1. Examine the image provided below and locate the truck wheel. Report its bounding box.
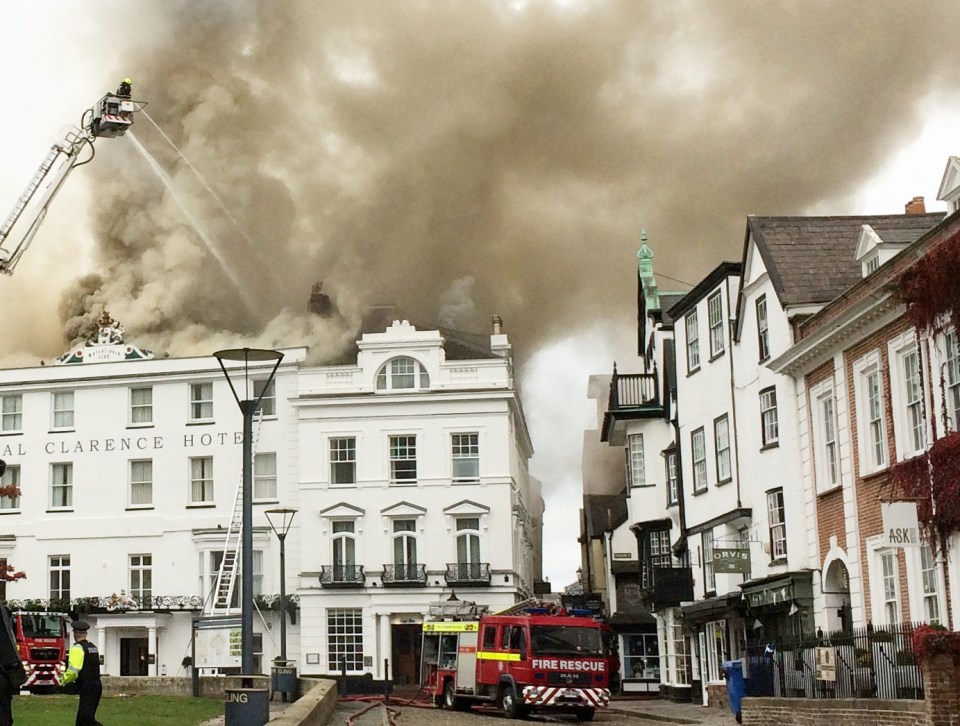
[442,680,459,710]
[575,707,596,722]
[498,684,522,719]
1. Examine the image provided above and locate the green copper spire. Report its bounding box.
[636,228,659,309]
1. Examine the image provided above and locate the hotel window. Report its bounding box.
[0,465,19,510]
[666,451,679,506]
[393,519,418,577]
[129,554,152,605]
[714,415,731,483]
[627,433,646,487]
[880,552,899,623]
[190,382,213,421]
[767,488,787,560]
[52,391,74,429]
[817,391,839,489]
[50,463,73,508]
[129,459,153,507]
[703,530,716,592]
[190,457,214,503]
[130,387,153,425]
[376,357,430,391]
[456,517,482,580]
[332,521,357,580]
[760,387,779,446]
[946,330,960,432]
[389,435,417,484]
[686,311,700,373]
[451,433,479,482]
[49,555,70,602]
[330,437,356,485]
[691,428,707,493]
[253,379,276,416]
[708,291,724,357]
[254,453,277,500]
[756,295,770,362]
[1,394,22,433]
[327,608,363,672]
[859,363,887,472]
[921,543,941,625]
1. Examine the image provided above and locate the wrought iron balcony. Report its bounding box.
[381,563,427,587]
[444,562,491,586]
[320,565,365,588]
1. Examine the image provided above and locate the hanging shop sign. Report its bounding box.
[881,501,921,548]
[711,548,751,574]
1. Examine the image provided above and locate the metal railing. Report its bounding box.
[745,622,924,700]
[444,562,491,584]
[320,565,365,587]
[381,563,427,585]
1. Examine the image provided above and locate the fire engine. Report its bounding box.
[12,611,68,691]
[0,85,145,275]
[421,598,610,721]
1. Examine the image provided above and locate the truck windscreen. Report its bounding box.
[20,615,63,639]
[530,626,602,656]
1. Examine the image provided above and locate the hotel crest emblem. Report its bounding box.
[56,310,155,365]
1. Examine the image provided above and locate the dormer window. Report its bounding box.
[376,357,430,391]
[864,255,880,276]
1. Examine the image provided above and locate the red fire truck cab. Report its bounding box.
[12,611,68,691]
[422,599,610,721]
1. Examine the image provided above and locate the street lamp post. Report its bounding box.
[214,347,283,681]
[264,508,297,662]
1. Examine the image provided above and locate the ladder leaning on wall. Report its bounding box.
[206,408,265,616]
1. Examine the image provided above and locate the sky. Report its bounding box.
[1,1,959,590]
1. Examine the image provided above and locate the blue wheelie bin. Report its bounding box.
[722,659,744,724]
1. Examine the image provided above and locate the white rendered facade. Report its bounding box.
[0,316,540,683]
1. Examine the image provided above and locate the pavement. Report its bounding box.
[607,697,739,725]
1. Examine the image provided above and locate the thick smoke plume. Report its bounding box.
[12,0,960,364]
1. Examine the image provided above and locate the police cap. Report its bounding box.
[70,620,90,632]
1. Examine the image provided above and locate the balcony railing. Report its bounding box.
[609,370,659,410]
[444,562,491,586]
[381,563,427,586]
[320,565,365,588]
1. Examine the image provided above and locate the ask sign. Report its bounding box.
[880,501,921,548]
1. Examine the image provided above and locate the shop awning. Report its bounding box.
[739,571,814,610]
[679,592,744,623]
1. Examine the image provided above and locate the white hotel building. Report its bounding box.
[0,310,542,685]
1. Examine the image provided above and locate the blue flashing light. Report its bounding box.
[570,609,592,617]
[535,672,544,679]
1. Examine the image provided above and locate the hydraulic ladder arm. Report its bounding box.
[0,89,144,275]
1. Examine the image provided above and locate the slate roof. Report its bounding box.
[747,213,945,307]
[583,493,628,539]
[329,304,500,364]
[657,292,687,327]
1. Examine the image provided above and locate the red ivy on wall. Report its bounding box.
[912,623,960,662]
[891,433,960,552]
[891,228,960,548]
[895,228,960,337]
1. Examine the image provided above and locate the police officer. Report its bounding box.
[62,621,103,726]
[116,78,132,98]
[0,603,26,726]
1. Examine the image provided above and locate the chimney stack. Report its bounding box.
[308,281,335,317]
[905,196,926,215]
[492,315,503,335]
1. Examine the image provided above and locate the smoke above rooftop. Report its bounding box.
[12,0,960,365]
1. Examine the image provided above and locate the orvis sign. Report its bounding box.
[880,501,921,548]
[712,548,751,573]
